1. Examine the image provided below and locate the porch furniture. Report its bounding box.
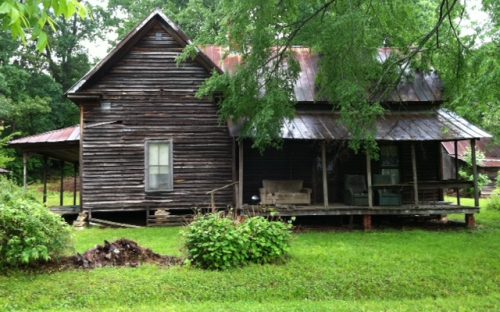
[259,180,311,205]
[373,174,402,206]
[344,175,369,206]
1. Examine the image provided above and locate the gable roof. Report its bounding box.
[201,46,444,103]
[67,9,222,95]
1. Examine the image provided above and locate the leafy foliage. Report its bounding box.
[486,188,500,211]
[0,0,87,51]
[240,216,293,264]
[0,177,73,267]
[183,213,292,270]
[458,147,491,195]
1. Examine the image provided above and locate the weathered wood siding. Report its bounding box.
[79,22,233,212]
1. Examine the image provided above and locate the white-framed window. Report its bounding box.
[145,140,173,192]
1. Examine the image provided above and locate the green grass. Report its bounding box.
[29,181,80,207]
[1,199,499,311]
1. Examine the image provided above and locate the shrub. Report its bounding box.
[183,214,292,270]
[486,188,500,211]
[240,216,292,264]
[0,177,73,267]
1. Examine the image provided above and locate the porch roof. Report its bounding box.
[229,109,492,141]
[9,126,80,162]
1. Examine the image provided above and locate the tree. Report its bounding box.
[0,0,87,51]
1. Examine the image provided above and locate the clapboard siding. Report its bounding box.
[79,23,233,212]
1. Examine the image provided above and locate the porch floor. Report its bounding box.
[241,202,479,217]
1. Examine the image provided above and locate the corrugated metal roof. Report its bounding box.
[229,109,492,141]
[201,46,443,103]
[442,139,500,168]
[9,126,80,145]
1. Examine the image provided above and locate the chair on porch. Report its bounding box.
[344,175,369,206]
[373,174,402,206]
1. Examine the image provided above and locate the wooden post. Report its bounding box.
[60,160,65,206]
[210,193,216,212]
[321,141,329,208]
[411,143,419,207]
[22,152,28,190]
[363,215,372,231]
[454,140,461,206]
[238,140,243,209]
[73,163,78,206]
[471,139,479,208]
[366,151,373,208]
[465,214,476,229]
[42,156,48,205]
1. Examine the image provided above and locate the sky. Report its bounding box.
[84,0,493,62]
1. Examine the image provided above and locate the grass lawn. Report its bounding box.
[1,198,499,311]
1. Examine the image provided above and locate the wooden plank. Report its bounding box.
[366,151,373,208]
[454,140,461,205]
[322,141,329,207]
[60,160,65,206]
[411,143,419,206]
[43,156,48,205]
[471,139,479,208]
[23,152,27,190]
[238,140,244,209]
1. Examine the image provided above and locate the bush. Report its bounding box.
[0,177,73,267]
[486,188,500,211]
[183,214,292,270]
[241,216,292,264]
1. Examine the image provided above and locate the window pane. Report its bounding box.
[149,143,159,165]
[159,144,170,165]
[147,141,172,191]
[158,165,170,174]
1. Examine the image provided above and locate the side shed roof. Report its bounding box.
[9,126,80,162]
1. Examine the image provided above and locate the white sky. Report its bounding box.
[83,0,493,62]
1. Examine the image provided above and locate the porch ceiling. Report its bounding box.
[229,109,492,141]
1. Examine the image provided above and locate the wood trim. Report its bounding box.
[411,143,419,206]
[366,151,373,208]
[471,139,479,208]
[144,139,174,192]
[321,141,329,207]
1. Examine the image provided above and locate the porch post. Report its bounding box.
[411,143,419,207]
[22,152,28,190]
[238,139,243,209]
[366,151,373,208]
[454,140,461,205]
[321,141,329,208]
[73,163,78,206]
[471,139,479,208]
[42,156,48,205]
[60,160,65,206]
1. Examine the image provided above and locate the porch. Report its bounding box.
[9,126,81,216]
[232,109,491,229]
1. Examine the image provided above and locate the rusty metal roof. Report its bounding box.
[201,46,443,103]
[229,109,492,141]
[442,139,500,168]
[9,126,80,162]
[10,126,80,145]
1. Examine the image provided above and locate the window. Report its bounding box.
[145,140,173,191]
[380,145,400,184]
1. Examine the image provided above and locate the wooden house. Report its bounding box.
[10,10,492,229]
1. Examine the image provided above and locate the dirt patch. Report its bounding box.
[32,239,182,272]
